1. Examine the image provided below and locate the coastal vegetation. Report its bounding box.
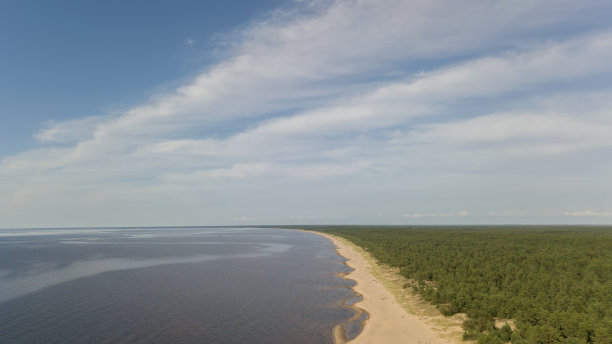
[300,226,612,344]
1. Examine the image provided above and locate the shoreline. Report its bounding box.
[305,230,464,344]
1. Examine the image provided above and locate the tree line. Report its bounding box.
[298,226,612,344]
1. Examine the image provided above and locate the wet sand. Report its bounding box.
[308,231,464,344]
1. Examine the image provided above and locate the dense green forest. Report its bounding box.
[299,226,612,344]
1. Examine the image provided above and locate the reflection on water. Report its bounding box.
[1,243,290,302]
[0,227,358,344]
[0,229,113,237]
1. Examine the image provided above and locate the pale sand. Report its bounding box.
[306,231,465,344]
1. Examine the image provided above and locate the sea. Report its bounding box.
[0,227,363,344]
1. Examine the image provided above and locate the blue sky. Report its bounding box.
[0,0,284,155]
[1,0,612,227]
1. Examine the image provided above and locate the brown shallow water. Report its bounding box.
[0,227,360,344]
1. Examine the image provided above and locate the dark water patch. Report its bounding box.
[342,310,369,341]
[343,293,362,307]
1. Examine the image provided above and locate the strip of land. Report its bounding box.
[307,231,464,344]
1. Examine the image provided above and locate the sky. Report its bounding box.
[1,0,612,228]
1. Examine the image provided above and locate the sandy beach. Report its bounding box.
[308,231,465,344]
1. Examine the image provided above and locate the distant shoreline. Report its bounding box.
[303,230,462,344]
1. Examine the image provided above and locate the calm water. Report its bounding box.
[0,227,361,343]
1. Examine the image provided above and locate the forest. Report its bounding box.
[300,226,612,344]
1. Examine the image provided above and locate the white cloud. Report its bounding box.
[29,1,612,148]
[489,210,529,217]
[161,161,369,182]
[563,210,612,217]
[230,216,252,222]
[410,109,612,155]
[404,211,469,218]
[2,0,612,227]
[35,116,104,143]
